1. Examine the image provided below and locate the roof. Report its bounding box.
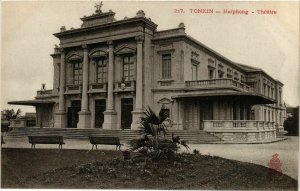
[8,100,55,106]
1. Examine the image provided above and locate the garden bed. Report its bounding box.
[1,148,297,190]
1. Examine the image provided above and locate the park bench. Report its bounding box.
[28,136,65,149]
[1,136,5,147]
[89,136,123,150]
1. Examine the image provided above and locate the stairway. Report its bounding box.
[6,127,222,144]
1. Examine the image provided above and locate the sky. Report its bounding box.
[1,1,299,114]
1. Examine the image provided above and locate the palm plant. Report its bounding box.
[140,105,169,139]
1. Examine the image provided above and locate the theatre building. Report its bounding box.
[9,8,286,142]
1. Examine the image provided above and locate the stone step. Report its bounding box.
[7,128,222,144]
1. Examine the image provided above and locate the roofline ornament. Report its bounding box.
[94,2,103,14]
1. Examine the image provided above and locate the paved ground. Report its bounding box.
[2,136,298,179]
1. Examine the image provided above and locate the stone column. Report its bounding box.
[103,40,117,129]
[54,49,67,128]
[131,36,144,130]
[78,44,91,129]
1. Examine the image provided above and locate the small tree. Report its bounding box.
[1,109,22,132]
[284,107,299,136]
[2,109,22,121]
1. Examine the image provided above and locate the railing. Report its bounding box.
[36,90,53,97]
[203,120,275,131]
[186,79,253,92]
[9,119,27,128]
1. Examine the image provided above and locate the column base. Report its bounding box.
[77,111,91,129]
[103,111,117,130]
[131,110,144,130]
[54,111,67,128]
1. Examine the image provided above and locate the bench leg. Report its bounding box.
[96,145,98,150]
[92,144,94,150]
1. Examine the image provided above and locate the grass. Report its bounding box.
[1,148,297,190]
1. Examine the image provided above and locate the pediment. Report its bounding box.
[115,45,136,55]
[89,48,107,58]
[157,97,173,104]
[66,51,83,62]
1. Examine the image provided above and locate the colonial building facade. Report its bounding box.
[10,8,286,142]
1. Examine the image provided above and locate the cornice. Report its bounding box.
[54,17,157,38]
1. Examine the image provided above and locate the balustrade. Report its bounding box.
[186,78,252,92]
[203,120,276,131]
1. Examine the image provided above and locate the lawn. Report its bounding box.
[1,148,297,190]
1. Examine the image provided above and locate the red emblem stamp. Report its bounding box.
[268,153,282,174]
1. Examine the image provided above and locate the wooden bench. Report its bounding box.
[28,136,65,149]
[89,136,123,150]
[1,136,5,147]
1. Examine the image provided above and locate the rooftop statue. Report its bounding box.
[94,2,103,14]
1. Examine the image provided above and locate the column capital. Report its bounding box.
[82,44,88,50]
[135,35,144,43]
[107,40,114,47]
[59,48,65,54]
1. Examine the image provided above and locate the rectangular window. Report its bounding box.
[73,62,82,85]
[279,91,282,105]
[209,69,214,79]
[227,68,232,78]
[162,54,171,79]
[218,71,224,78]
[123,55,134,81]
[191,64,198,80]
[96,58,107,83]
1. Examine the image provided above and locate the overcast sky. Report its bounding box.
[1,1,299,114]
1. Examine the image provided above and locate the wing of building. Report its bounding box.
[8,8,287,143]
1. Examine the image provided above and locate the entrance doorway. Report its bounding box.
[67,100,81,128]
[121,98,133,129]
[95,99,106,128]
